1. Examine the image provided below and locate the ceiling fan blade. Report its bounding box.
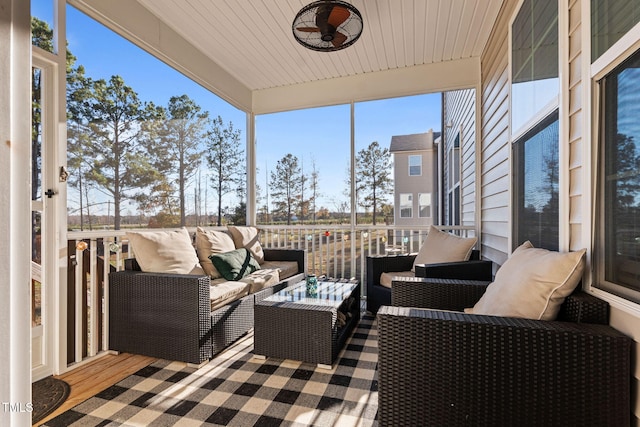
[328,5,350,28]
[296,27,321,32]
[332,31,348,47]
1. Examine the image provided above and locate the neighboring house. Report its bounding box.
[389,130,439,228]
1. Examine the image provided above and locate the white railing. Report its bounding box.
[66,224,475,367]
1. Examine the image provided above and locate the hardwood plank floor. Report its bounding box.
[34,353,156,426]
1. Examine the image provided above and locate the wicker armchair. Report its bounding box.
[109,248,305,365]
[377,278,632,426]
[366,249,492,314]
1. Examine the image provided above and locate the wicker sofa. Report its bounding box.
[377,278,632,426]
[366,249,493,314]
[109,248,305,365]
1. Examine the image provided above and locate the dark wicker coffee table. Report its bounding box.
[253,278,360,368]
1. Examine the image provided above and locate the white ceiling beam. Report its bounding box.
[252,56,480,114]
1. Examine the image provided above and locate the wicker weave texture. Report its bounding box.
[366,254,415,314]
[109,271,211,364]
[365,251,491,314]
[377,306,632,427]
[557,290,610,324]
[208,274,304,356]
[254,281,360,366]
[392,277,490,312]
[109,251,306,364]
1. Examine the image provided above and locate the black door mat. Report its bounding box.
[32,376,71,424]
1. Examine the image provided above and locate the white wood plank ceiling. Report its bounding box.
[135,0,504,92]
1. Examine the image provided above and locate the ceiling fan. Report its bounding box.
[292,0,363,52]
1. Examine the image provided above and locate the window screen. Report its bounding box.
[513,111,559,251]
[597,49,640,301]
[511,0,559,132]
[592,0,640,62]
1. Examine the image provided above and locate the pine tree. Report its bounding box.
[355,141,393,225]
[149,95,208,226]
[81,75,164,229]
[206,116,244,226]
[270,154,303,225]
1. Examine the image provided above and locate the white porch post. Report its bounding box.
[350,102,357,280]
[246,112,257,225]
[54,0,69,376]
[0,0,33,425]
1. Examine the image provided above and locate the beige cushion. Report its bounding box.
[210,281,250,311]
[260,260,299,280]
[195,227,236,278]
[240,268,281,293]
[126,228,204,275]
[228,226,265,263]
[466,241,586,321]
[412,225,477,271]
[379,271,415,288]
[210,277,230,286]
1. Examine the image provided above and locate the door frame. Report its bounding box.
[31,51,62,381]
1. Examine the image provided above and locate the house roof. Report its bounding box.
[390,131,440,152]
[68,0,504,114]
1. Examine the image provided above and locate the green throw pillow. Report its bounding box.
[209,248,260,281]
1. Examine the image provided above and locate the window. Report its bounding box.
[513,111,559,251]
[31,1,55,51]
[399,193,412,218]
[447,133,460,225]
[448,134,460,189]
[596,48,640,302]
[408,155,422,176]
[447,188,460,226]
[510,0,559,251]
[592,0,640,62]
[511,0,558,133]
[418,193,431,218]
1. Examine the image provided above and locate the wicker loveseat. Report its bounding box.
[109,226,306,365]
[377,277,632,426]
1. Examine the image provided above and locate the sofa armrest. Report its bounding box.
[365,254,417,314]
[557,290,610,324]
[366,254,416,291]
[109,270,212,364]
[377,306,632,427]
[414,259,493,281]
[391,277,490,311]
[263,248,306,275]
[367,254,417,276]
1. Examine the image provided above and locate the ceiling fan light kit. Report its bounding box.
[292,0,363,52]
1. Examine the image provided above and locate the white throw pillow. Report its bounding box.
[412,225,477,271]
[126,227,204,275]
[195,227,236,278]
[466,241,586,321]
[227,225,265,264]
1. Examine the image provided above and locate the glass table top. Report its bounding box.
[263,279,358,307]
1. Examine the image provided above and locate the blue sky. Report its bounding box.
[33,2,441,214]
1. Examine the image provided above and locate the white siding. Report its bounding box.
[567,0,585,251]
[479,1,517,266]
[443,89,476,228]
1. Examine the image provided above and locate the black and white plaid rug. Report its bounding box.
[44,315,378,426]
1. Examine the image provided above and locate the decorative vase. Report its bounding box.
[306,274,318,298]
